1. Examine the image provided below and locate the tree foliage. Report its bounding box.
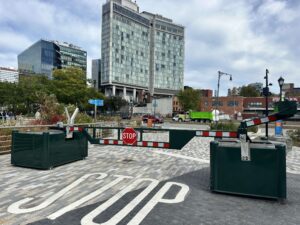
[104,96,127,112]
[51,67,104,109]
[0,67,105,115]
[177,88,201,111]
[239,85,260,97]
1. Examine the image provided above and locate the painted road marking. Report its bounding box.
[152,150,209,164]
[7,173,107,214]
[128,182,190,225]
[8,173,190,225]
[81,178,159,225]
[48,174,132,220]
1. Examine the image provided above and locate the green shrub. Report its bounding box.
[75,113,93,124]
[247,126,258,133]
[210,122,238,131]
[287,129,300,147]
[210,122,258,133]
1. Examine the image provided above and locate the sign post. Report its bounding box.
[88,99,104,123]
[122,128,137,145]
[94,104,97,123]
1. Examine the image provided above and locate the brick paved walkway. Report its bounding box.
[0,136,299,225]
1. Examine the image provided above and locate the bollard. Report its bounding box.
[275,120,283,136]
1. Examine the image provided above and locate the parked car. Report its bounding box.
[120,112,131,119]
[142,114,164,123]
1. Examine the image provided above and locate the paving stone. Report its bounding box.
[0,130,299,225]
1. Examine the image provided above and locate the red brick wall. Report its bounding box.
[173,96,183,113]
[200,96,244,115]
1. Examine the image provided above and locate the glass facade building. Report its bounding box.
[92,59,101,90]
[18,40,87,79]
[0,67,19,83]
[101,0,184,101]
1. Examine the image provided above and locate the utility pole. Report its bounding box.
[263,69,272,138]
[216,71,232,123]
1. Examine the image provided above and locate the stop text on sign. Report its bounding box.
[122,132,136,139]
[122,127,137,145]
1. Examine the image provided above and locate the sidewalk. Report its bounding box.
[0,136,299,225]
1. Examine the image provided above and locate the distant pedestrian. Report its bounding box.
[3,111,7,121]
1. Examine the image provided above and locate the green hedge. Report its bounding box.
[210,122,258,133]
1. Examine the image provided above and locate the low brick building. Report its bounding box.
[200,96,244,115]
[173,96,183,113]
[200,96,300,117]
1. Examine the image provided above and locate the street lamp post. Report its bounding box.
[278,76,285,102]
[216,71,232,123]
[263,69,272,138]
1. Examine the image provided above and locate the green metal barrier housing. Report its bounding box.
[210,140,286,200]
[11,130,88,170]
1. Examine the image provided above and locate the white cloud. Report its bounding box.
[0,0,299,94]
[0,0,101,77]
[0,31,32,53]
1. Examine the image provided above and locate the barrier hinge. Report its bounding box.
[240,134,251,161]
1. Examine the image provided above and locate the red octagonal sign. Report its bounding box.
[122,127,137,145]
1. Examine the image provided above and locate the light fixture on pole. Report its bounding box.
[278,76,284,102]
[216,71,232,123]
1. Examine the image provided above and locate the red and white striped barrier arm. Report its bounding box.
[99,139,170,148]
[68,127,83,132]
[196,130,238,138]
[244,115,278,127]
[65,126,83,139]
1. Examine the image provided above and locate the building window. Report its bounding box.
[227,101,239,106]
[155,64,159,71]
[248,102,263,107]
[212,101,223,106]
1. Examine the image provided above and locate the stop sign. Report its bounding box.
[122,127,137,145]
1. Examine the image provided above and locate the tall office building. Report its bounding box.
[92,59,101,90]
[0,67,19,83]
[101,0,184,102]
[18,39,87,79]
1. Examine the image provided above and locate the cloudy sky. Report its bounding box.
[0,0,299,95]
